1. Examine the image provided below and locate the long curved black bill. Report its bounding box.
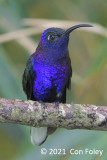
[62,24,93,36]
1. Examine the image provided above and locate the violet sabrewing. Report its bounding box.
[22,24,92,146]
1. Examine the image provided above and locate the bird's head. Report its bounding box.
[40,24,92,51]
[35,24,93,61]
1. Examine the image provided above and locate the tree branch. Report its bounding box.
[0,98,107,130]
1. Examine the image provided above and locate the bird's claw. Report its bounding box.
[39,100,46,109]
[54,101,60,108]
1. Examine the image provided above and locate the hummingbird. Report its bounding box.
[22,24,92,146]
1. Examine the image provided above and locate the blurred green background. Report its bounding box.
[0,0,107,160]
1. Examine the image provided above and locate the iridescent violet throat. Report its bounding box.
[22,24,92,146]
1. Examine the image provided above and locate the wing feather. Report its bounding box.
[22,56,35,100]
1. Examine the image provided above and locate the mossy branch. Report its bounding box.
[0,98,107,130]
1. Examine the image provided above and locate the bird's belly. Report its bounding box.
[33,64,69,102]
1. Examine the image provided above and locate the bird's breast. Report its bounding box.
[32,62,70,101]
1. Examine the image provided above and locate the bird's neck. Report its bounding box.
[34,43,69,64]
[33,50,69,66]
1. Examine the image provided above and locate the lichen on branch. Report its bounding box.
[0,98,107,130]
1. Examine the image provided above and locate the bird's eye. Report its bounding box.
[47,35,57,41]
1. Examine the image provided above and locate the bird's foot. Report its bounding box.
[39,100,47,109]
[54,101,60,108]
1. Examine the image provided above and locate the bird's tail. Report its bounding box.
[30,127,57,146]
[30,127,48,146]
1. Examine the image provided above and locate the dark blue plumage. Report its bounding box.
[22,24,92,146]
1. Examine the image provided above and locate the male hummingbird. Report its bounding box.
[22,24,92,146]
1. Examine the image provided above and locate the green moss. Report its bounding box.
[0,104,3,110]
[11,107,28,121]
